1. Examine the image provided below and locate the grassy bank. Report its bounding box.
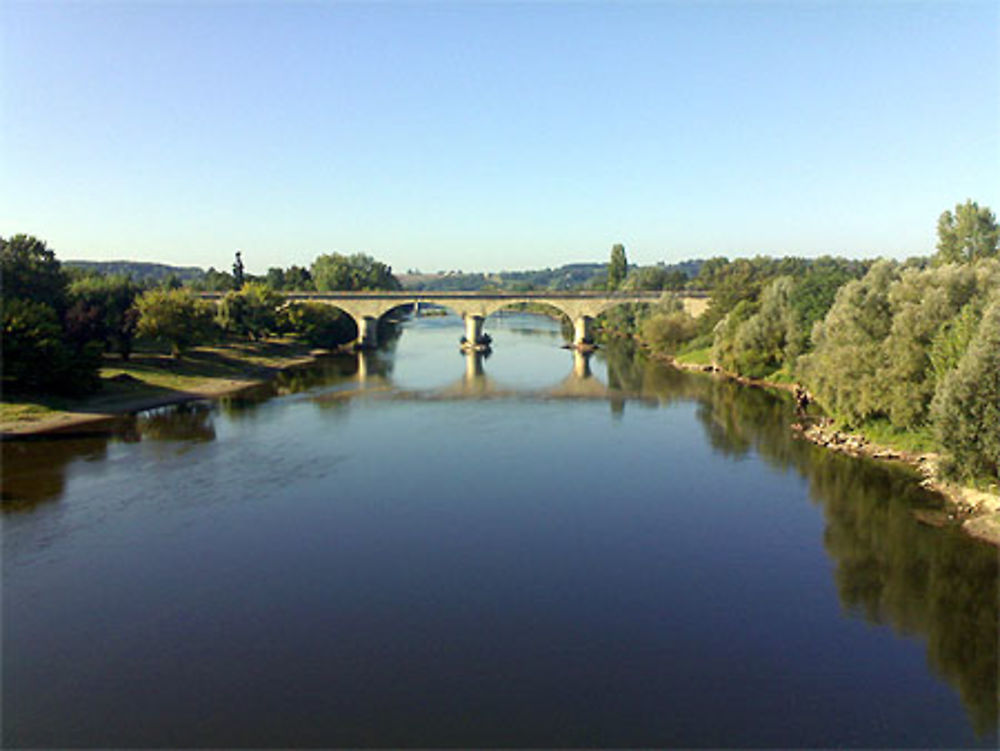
[1,337,327,435]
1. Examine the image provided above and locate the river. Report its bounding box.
[2,312,997,748]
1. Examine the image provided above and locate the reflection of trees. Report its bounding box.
[599,338,647,392]
[137,402,216,443]
[815,456,998,736]
[601,337,999,735]
[2,434,113,511]
[672,364,999,737]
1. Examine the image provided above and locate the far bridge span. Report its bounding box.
[203,290,709,349]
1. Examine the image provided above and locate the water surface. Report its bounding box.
[3,313,997,748]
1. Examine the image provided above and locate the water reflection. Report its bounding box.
[1,436,113,511]
[137,402,216,443]
[2,321,996,739]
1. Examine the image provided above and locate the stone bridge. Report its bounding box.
[203,290,708,349]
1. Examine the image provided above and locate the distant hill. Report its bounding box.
[64,260,205,283]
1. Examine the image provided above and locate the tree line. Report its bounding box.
[1,241,402,395]
[610,200,999,487]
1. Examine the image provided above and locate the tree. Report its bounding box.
[68,275,141,359]
[1,234,104,394]
[798,261,898,425]
[879,261,997,428]
[217,283,284,340]
[284,265,313,290]
[2,298,73,390]
[607,244,627,290]
[136,288,217,357]
[278,302,356,348]
[935,200,999,264]
[311,252,401,291]
[784,257,867,359]
[725,276,797,378]
[265,267,286,290]
[1,234,67,312]
[641,307,697,354]
[233,251,245,289]
[930,298,1000,483]
[190,266,236,292]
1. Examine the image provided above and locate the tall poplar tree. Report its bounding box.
[607,243,627,290]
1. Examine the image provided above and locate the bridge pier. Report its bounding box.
[573,315,595,349]
[464,350,485,381]
[462,314,490,350]
[572,349,593,380]
[357,316,379,349]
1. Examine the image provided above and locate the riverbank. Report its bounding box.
[0,338,334,437]
[654,347,1000,547]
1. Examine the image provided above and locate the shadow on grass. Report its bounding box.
[1,339,318,430]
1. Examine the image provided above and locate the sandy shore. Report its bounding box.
[0,379,264,437]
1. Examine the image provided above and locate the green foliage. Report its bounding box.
[799,260,898,425]
[1,235,102,394]
[597,302,646,337]
[189,266,237,292]
[217,283,284,340]
[935,200,999,264]
[880,261,997,428]
[929,303,981,381]
[785,257,867,358]
[607,243,627,290]
[930,299,1000,484]
[68,275,142,359]
[725,276,798,378]
[277,302,357,348]
[622,265,687,291]
[1,234,67,312]
[311,252,401,291]
[265,265,314,291]
[136,288,217,357]
[2,299,70,390]
[711,298,757,373]
[64,260,204,285]
[801,257,1000,433]
[694,256,866,330]
[641,310,697,354]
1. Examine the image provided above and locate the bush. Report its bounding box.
[641,310,697,354]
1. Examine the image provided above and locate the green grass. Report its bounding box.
[849,417,938,454]
[675,346,712,366]
[1,337,320,430]
[765,365,798,384]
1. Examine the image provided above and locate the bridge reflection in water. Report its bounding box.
[335,347,658,407]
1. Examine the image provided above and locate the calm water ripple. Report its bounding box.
[3,313,997,748]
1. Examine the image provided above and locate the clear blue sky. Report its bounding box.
[2,1,997,274]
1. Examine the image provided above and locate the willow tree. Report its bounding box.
[798,261,898,425]
[931,298,1000,483]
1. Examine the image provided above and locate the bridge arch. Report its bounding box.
[228,290,705,350]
